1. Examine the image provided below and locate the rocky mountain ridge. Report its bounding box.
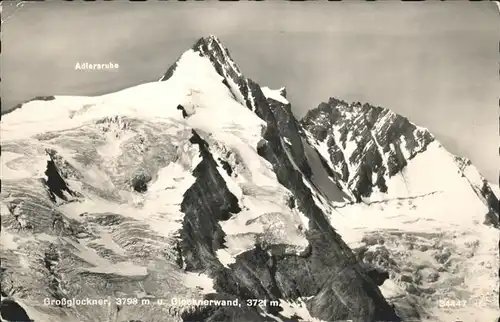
[301,98,434,201]
[300,97,498,226]
[300,95,499,321]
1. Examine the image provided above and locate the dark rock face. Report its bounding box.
[267,98,312,180]
[179,130,241,271]
[177,104,188,118]
[217,158,233,176]
[43,150,77,203]
[130,171,152,193]
[366,268,390,286]
[169,36,400,322]
[0,299,32,322]
[279,87,287,98]
[479,180,499,227]
[301,98,434,200]
[479,179,499,227]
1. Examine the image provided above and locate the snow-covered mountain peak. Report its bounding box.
[193,35,244,78]
[301,98,435,200]
[161,35,277,116]
[1,40,263,143]
[301,95,498,222]
[2,36,280,143]
[161,36,241,90]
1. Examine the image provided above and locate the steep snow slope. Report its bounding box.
[325,142,499,321]
[1,36,399,322]
[301,99,499,321]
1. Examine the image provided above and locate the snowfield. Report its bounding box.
[261,86,289,105]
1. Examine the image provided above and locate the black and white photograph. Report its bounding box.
[0,1,499,322]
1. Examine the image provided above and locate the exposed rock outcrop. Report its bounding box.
[301,98,434,201]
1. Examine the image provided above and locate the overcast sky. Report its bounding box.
[1,1,498,181]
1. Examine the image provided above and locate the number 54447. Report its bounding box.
[437,299,467,308]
